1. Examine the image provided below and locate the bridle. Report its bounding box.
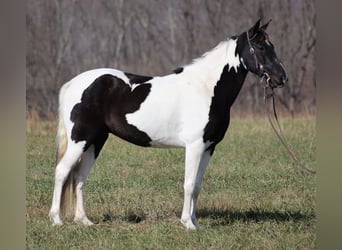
[246,31,272,88]
[245,31,316,175]
[246,31,274,101]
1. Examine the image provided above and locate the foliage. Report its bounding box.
[26,0,315,118]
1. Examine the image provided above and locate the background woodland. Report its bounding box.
[27,0,315,119]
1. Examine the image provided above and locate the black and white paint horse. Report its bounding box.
[49,20,287,229]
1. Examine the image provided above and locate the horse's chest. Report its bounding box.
[202,107,231,145]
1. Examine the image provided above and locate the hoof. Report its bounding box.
[74,216,94,226]
[52,221,63,226]
[49,211,63,226]
[180,219,199,230]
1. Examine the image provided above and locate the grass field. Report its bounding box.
[26,117,316,249]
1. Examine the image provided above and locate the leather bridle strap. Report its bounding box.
[263,84,316,174]
[246,31,261,76]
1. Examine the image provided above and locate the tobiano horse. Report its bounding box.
[49,19,288,229]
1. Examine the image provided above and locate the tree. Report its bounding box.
[27,0,315,119]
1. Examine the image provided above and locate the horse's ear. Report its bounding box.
[248,19,261,38]
[260,19,272,31]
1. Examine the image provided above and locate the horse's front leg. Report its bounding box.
[181,140,211,230]
[190,149,212,227]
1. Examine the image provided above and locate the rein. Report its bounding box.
[262,80,316,174]
[246,31,316,174]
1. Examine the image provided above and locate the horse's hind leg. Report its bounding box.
[49,141,85,225]
[73,145,96,225]
[74,132,108,225]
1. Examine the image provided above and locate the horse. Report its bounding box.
[49,19,288,230]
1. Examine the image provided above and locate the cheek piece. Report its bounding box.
[245,31,273,88]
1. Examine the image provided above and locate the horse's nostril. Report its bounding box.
[282,74,288,84]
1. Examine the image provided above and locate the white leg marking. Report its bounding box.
[49,141,84,225]
[74,146,96,225]
[190,150,211,227]
[181,140,211,230]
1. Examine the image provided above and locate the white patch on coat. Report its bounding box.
[130,83,140,91]
[240,58,247,69]
[126,77,212,147]
[126,38,241,148]
[225,39,240,72]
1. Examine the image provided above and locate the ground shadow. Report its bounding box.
[101,211,146,224]
[196,207,315,226]
[99,208,315,226]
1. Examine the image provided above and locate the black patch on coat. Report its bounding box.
[124,72,153,84]
[203,64,248,154]
[70,74,152,156]
[173,67,184,74]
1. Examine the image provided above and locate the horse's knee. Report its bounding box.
[184,180,201,195]
[184,180,195,195]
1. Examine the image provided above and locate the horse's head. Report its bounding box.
[238,19,288,88]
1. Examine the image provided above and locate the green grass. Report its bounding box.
[27,117,316,249]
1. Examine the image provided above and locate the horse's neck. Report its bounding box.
[183,38,248,103]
